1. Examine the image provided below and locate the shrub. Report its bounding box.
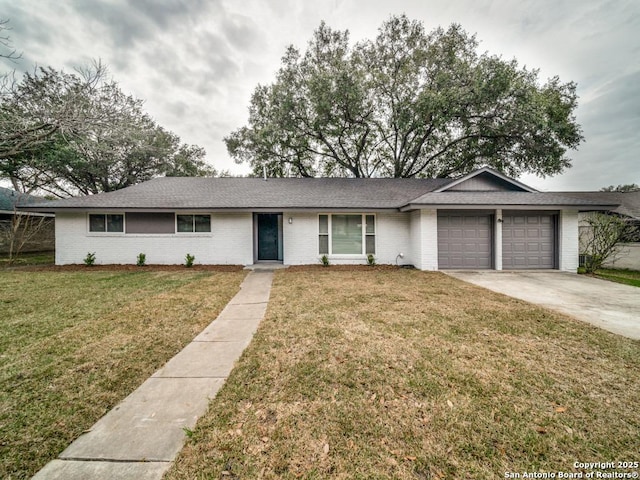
[185,253,195,268]
[320,255,330,267]
[136,253,146,267]
[367,254,376,266]
[580,213,638,273]
[83,252,96,267]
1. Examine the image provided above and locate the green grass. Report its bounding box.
[167,267,640,480]
[0,269,246,479]
[0,251,54,267]
[593,268,640,287]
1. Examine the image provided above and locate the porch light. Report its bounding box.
[288,217,293,224]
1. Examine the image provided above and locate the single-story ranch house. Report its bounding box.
[21,167,620,271]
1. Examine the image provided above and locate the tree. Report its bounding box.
[1,63,214,197]
[579,212,638,273]
[600,184,639,192]
[0,209,49,265]
[0,19,21,61]
[226,16,583,178]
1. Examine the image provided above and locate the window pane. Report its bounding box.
[319,215,328,234]
[332,214,362,254]
[366,215,375,234]
[194,215,211,232]
[177,215,193,232]
[107,214,124,232]
[319,235,329,254]
[89,214,105,232]
[366,235,375,254]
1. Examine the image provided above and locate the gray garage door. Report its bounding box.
[438,213,492,269]
[502,213,556,269]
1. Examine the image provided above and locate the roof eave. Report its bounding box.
[19,205,404,213]
[400,203,619,212]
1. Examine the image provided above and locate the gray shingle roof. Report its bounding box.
[557,191,640,219]
[20,177,451,211]
[0,187,45,212]
[18,176,622,212]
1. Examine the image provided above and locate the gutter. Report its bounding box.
[399,203,621,212]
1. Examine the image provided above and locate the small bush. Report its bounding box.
[83,252,96,267]
[185,253,195,268]
[136,253,146,267]
[320,255,330,267]
[367,254,376,266]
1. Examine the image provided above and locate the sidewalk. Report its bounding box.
[33,270,274,480]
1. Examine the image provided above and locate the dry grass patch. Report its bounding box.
[0,269,246,479]
[167,268,639,479]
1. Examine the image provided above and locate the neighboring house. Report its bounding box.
[0,187,55,255]
[560,191,640,269]
[19,167,618,271]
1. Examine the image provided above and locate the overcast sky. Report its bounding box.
[1,0,638,191]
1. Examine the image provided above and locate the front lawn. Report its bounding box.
[0,269,246,479]
[167,267,640,479]
[593,268,640,287]
[0,251,54,268]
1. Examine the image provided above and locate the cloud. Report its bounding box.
[1,0,638,185]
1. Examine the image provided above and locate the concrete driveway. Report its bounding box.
[444,271,640,340]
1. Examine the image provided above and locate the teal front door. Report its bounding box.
[257,214,281,261]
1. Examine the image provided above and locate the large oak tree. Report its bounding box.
[1,63,213,197]
[226,15,583,178]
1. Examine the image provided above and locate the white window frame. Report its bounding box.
[318,213,376,256]
[175,213,212,234]
[87,212,125,235]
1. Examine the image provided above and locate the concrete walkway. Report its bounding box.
[34,270,274,480]
[445,271,640,340]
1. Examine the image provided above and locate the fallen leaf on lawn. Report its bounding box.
[447,400,453,408]
[555,406,567,413]
[564,426,573,435]
[261,436,269,443]
[405,455,417,461]
[535,426,547,434]
[323,443,330,454]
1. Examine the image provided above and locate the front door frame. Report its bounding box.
[253,213,283,262]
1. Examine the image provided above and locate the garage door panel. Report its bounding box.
[503,214,556,269]
[438,214,492,269]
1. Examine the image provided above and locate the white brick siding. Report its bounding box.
[282,212,410,266]
[409,209,438,270]
[409,210,422,268]
[558,209,579,272]
[282,212,318,265]
[55,212,253,265]
[375,212,411,266]
[55,208,581,271]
